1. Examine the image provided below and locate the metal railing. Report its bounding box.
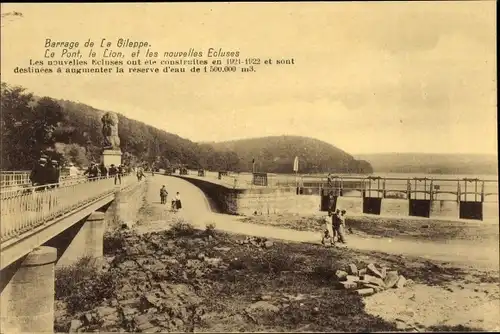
[0,174,136,243]
[0,171,90,188]
[0,171,31,188]
[178,169,498,203]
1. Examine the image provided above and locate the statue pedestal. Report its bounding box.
[101,150,122,166]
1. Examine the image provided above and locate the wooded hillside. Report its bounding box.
[1,82,372,174]
[209,136,373,174]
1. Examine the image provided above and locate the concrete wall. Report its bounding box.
[178,176,498,222]
[109,179,147,229]
[177,177,320,216]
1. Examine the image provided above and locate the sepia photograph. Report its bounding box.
[0,2,498,333]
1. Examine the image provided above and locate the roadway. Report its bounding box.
[140,174,500,271]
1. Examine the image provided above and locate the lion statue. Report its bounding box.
[101,112,121,150]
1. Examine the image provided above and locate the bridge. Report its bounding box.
[0,168,498,333]
[0,173,144,333]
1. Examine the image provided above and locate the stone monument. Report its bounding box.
[101,111,122,166]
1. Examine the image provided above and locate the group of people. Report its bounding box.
[159,185,182,212]
[83,162,124,185]
[29,157,61,189]
[321,208,349,247]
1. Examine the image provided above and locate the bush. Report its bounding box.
[103,231,125,255]
[55,256,117,315]
[205,222,216,235]
[169,220,197,237]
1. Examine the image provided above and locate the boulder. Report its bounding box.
[360,274,386,288]
[396,275,407,288]
[367,263,384,279]
[69,319,83,333]
[383,271,399,288]
[356,288,375,296]
[264,240,274,248]
[358,268,367,276]
[348,263,358,276]
[380,267,387,279]
[335,270,348,280]
[339,281,358,290]
[246,301,279,313]
[361,283,384,293]
[346,275,360,282]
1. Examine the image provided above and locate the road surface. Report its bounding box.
[141,174,499,270]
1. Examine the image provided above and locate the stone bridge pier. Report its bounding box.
[0,180,146,333]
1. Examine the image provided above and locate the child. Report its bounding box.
[321,211,335,246]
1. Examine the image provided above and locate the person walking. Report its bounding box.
[160,185,168,204]
[174,192,182,212]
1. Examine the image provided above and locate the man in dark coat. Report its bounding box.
[30,157,49,189]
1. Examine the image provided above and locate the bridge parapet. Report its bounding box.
[0,174,135,244]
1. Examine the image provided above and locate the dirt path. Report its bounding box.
[138,175,499,271]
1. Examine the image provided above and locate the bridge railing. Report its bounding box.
[0,171,31,188]
[0,174,135,243]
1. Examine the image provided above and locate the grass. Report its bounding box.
[55,256,117,315]
[240,213,500,244]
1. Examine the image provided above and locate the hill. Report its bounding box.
[209,136,373,174]
[355,153,498,176]
[1,82,240,171]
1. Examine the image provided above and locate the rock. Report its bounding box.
[69,319,83,333]
[339,281,358,290]
[214,247,231,252]
[348,263,358,275]
[197,253,205,260]
[367,263,384,279]
[81,313,93,325]
[133,314,150,326]
[361,283,384,293]
[380,267,387,279]
[335,270,348,280]
[137,321,155,331]
[346,275,360,282]
[356,288,375,296]
[396,275,407,288]
[360,274,386,288]
[260,294,272,301]
[246,301,280,313]
[383,270,399,288]
[172,317,184,328]
[358,268,367,276]
[121,307,138,317]
[204,257,222,266]
[264,240,274,248]
[406,279,415,287]
[195,269,204,277]
[96,306,117,319]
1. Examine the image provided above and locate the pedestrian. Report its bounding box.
[321,211,335,246]
[99,162,108,178]
[333,209,347,245]
[48,160,60,188]
[68,163,79,178]
[160,185,168,204]
[117,164,123,185]
[30,157,48,189]
[174,192,182,211]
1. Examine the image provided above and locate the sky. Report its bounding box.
[1,2,497,155]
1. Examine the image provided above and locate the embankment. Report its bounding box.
[172,176,320,216]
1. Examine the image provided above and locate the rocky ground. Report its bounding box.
[54,219,500,333]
